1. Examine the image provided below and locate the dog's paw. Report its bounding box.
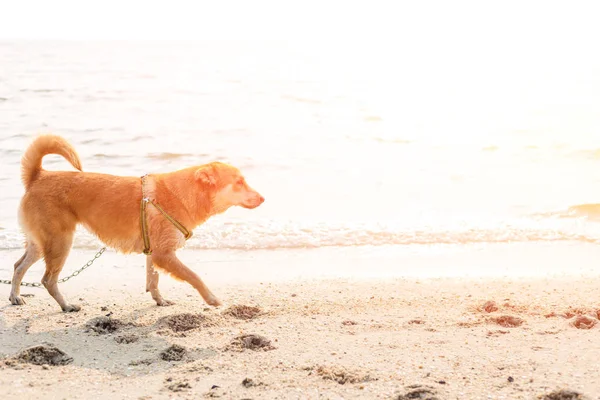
[156,299,175,307]
[9,294,26,306]
[62,304,81,313]
[206,296,223,307]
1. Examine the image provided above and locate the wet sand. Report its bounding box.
[1,246,600,399]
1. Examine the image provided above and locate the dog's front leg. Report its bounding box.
[151,251,222,306]
[146,255,174,306]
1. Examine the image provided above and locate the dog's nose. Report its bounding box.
[259,195,265,203]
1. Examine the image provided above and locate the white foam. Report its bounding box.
[1,216,599,251]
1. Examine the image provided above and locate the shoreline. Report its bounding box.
[1,241,600,289]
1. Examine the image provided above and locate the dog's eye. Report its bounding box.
[236,179,245,185]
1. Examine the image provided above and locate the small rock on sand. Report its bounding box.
[242,378,255,387]
[242,377,264,387]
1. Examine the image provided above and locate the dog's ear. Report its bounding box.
[195,165,217,186]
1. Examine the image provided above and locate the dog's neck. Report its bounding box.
[150,170,224,229]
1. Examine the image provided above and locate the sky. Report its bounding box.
[1,1,597,43]
[3,0,600,144]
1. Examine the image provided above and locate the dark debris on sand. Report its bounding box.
[226,334,275,352]
[160,344,188,361]
[15,344,73,366]
[395,384,440,400]
[539,389,587,400]
[86,316,123,334]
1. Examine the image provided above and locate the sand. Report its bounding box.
[1,246,600,399]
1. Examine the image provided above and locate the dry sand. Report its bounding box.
[1,247,600,399]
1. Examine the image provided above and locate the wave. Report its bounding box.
[570,149,600,160]
[281,94,321,104]
[1,217,599,251]
[185,225,598,250]
[147,152,197,161]
[533,203,600,221]
[19,89,64,93]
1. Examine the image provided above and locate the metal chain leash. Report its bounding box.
[0,247,106,288]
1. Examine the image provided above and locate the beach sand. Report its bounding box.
[1,245,600,399]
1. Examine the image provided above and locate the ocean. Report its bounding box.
[2,40,600,253]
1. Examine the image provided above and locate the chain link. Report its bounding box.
[0,247,106,288]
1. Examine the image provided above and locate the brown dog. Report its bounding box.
[9,135,264,312]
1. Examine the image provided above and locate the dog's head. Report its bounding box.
[195,162,264,211]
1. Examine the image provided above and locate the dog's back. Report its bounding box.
[19,135,144,253]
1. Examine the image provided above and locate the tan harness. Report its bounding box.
[140,175,192,255]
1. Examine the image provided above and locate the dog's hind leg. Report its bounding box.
[151,251,221,306]
[41,232,79,312]
[146,255,174,306]
[9,241,42,305]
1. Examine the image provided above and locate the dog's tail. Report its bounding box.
[21,134,83,189]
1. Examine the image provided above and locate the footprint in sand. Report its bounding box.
[114,334,139,344]
[311,365,376,385]
[85,316,123,334]
[394,384,440,400]
[13,344,73,366]
[226,334,275,352]
[570,315,597,330]
[546,307,600,329]
[480,300,499,313]
[160,344,188,361]
[223,305,262,320]
[489,315,525,328]
[159,313,211,333]
[538,388,587,400]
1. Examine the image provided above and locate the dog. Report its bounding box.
[9,135,264,312]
